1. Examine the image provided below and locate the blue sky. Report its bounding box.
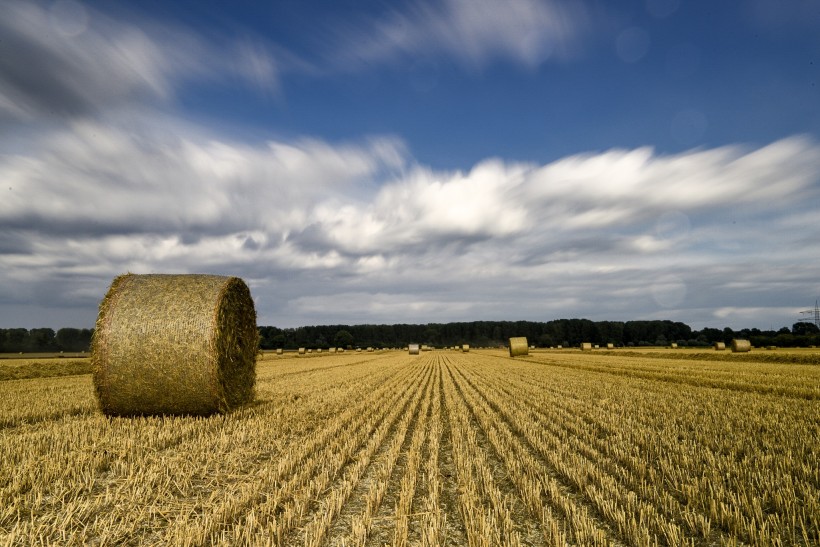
[1,0,819,331]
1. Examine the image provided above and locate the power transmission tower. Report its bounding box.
[798,299,820,328]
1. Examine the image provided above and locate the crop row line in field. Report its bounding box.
[523,355,819,400]
[2,360,422,544]
[201,361,429,546]
[447,357,623,546]
[270,362,435,547]
[468,354,818,545]
[458,358,704,545]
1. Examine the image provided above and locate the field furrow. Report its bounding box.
[1,348,817,545]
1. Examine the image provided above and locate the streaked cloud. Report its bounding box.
[326,0,593,70]
[1,113,818,328]
[0,0,280,122]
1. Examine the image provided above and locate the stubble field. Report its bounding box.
[1,348,818,546]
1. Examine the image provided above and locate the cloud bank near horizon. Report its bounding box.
[2,115,818,329]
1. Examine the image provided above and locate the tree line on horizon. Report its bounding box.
[257,319,820,351]
[2,320,818,354]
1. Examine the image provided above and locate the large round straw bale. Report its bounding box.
[731,339,751,353]
[462,344,470,352]
[91,273,258,416]
[714,342,726,351]
[409,343,420,355]
[580,342,592,351]
[298,347,306,355]
[606,343,614,349]
[276,348,283,355]
[509,337,529,357]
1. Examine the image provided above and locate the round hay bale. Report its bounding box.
[276,348,283,355]
[91,273,258,416]
[509,337,529,357]
[409,344,420,355]
[714,342,726,351]
[580,342,592,351]
[731,339,751,353]
[606,343,614,349]
[462,344,470,352]
[670,342,678,349]
[298,347,306,355]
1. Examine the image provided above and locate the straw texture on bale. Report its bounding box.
[409,344,420,355]
[509,337,529,357]
[92,273,258,416]
[732,339,751,353]
[714,342,726,351]
[580,342,592,351]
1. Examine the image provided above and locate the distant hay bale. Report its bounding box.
[276,348,283,355]
[91,273,258,416]
[594,344,600,349]
[580,342,592,351]
[409,344,420,355]
[367,347,373,352]
[298,347,306,355]
[714,342,726,351]
[462,344,470,352]
[606,343,614,349]
[329,347,336,353]
[307,349,312,353]
[670,343,678,349]
[338,348,345,353]
[317,348,322,353]
[557,345,562,349]
[509,337,529,357]
[731,339,751,353]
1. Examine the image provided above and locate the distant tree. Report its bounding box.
[55,328,91,352]
[793,322,820,336]
[271,334,286,349]
[27,328,56,352]
[5,328,28,352]
[537,333,554,347]
[334,330,354,349]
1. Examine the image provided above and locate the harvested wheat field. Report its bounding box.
[1,349,819,545]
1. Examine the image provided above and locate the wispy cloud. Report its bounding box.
[0,0,281,122]
[325,0,593,71]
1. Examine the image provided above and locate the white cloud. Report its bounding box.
[328,0,591,70]
[0,0,281,122]
[1,116,819,328]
